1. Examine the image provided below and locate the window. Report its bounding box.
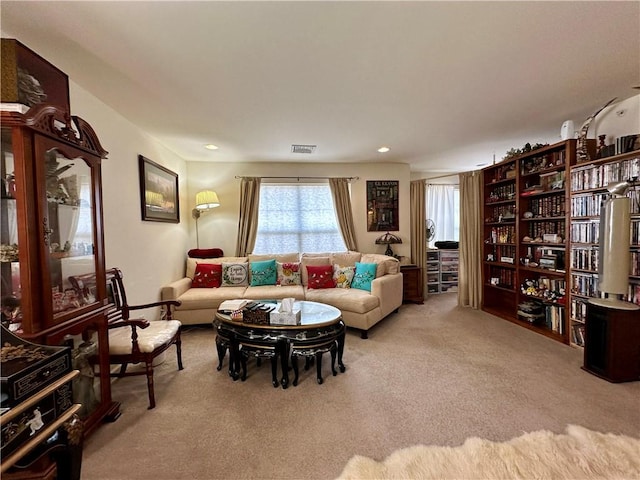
[426,184,459,248]
[253,183,347,254]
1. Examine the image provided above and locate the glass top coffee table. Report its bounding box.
[214,300,346,388]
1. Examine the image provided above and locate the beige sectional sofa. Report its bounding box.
[161,251,403,338]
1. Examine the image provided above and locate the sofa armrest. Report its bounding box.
[161,277,191,301]
[371,273,403,317]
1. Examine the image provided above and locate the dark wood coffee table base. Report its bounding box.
[214,301,346,388]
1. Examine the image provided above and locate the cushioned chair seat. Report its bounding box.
[109,320,182,354]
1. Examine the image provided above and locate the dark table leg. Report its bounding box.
[239,349,247,381]
[331,341,338,376]
[315,351,324,384]
[304,356,313,371]
[292,353,300,386]
[229,338,241,381]
[337,325,346,373]
[215,335,227,371]
[270,355,279,388]
[279,340,289,389]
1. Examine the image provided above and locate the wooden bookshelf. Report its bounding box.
[568,149,640,348]
[482,140,639,347]
[482,140,577,344]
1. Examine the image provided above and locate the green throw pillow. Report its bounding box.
[250,259,277,286]
[351,262,377,292]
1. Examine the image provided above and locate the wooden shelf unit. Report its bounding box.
[568,149,640,348]
[482,140,640,346]
[482,140,577,344]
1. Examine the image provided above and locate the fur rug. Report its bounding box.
[337,425,640,479]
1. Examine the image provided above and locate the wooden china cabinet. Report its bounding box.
[1,103,120,435]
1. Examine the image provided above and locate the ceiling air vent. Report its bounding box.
[291,144,317,154]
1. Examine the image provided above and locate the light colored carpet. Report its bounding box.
[81,294,640,480]
[337,425,640,480]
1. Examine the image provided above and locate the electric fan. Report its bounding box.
[426,219,436,242]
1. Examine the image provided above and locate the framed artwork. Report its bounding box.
[138,155,180,223]
[367,180,399,231]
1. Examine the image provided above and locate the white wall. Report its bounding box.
[186,161,412,261]
[69,82,189,306]
[594,94,640,144]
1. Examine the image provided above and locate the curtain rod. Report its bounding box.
[235,175,359,181]
[422,173,460,181]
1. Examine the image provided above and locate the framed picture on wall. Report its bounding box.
[138,155,180,223]
[367,180,399,231]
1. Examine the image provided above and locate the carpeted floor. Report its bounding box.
[81,294,640,480]
[337,425,640,479]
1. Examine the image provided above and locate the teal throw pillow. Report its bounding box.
[351,262,377,292]
[250,259,277,286]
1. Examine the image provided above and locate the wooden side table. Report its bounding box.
[583,301,640,382]
[400,265,424,304]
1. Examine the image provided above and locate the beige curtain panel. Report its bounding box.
[329,178,358,252]
[410,180,426,290]
[458,171,483,308]
[235,177,261,256]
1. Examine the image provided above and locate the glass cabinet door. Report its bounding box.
[1,127,22,332]
[43,148,98,318]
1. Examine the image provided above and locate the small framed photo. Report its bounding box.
[138,155,180,223]
[539,255,557,270]
[490,277,500,285]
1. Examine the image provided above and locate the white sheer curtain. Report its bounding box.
[426,184,459,248]
[253,183,347,254]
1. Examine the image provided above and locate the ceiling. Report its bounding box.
[1,1,639,173]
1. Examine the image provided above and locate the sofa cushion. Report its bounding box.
[304,287,379,314]
[333,264,355,288]
[300,255,331,286]
[250,259,277,286]
[186,256,248,279]
[248,252,299,263]
[360,253,400,277]
[351,262,378,291]
[192,263,222,288]
[244,285,305,300]
[330,252,362,266]
[277,261,302,286]
[222,262,249,287]
[176,286,248,310]
[307,264,335,289]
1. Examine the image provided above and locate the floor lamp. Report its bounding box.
[192,190,220,248]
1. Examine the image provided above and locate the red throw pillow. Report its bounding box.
[192,263,222,288]
[306,264,335,289]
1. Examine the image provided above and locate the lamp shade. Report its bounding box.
[195,190,220,210]
[375,232,402,245]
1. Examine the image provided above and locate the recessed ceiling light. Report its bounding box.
[204,144,219,150]
[377,146,390,153]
